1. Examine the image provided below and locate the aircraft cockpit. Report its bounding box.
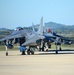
[15,27,23,31]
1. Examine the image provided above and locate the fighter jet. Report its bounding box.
[0,17,48,56]
[22,19,74,54]
[0,26,35,55]
[42,27,74,54]
[0,17,74,55]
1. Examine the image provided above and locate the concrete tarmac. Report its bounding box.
[0,51,74,75]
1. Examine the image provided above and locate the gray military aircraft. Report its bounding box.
[21,17,74,54]
[0,17,74,56]
[0,17,47,56]
[0,26,35,55]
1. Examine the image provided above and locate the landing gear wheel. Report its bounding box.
[59,48,61,50]
[56,50,58,54]
[30,51,34,55]
[6,52,8,56]
[46,49,48,51]
[22,51,26,55]
[27,50,30,55]
[42,47,44,51]
[27,47,35,55]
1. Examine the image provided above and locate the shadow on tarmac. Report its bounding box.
[36,49,74,55]
[7,49,74,56]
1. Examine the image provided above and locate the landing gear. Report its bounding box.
[6,52,8,56]
[59,44,62,50]
[27,50,34,55]
[42,47,44,51]
[27,47,34,55]
[55,43,62,54]
[39,47,44,52]
[27,49,30,55]
[5,45,8,56]
[59,48,61,51]
[30,50,34,55]
[56,50,58,54]
[22,51,26,55]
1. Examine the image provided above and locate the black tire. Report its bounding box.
[42,47,44,51]
[39,48,41,51]
[56,50,58,54]
[30,51,34,55]
[59,48,61,50]
[46,49,48,51]
[22,51,26,55]
[6,52,8,56]
[27,50,30,55]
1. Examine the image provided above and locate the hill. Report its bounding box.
[45,22,74,30]
[0,22,74,39]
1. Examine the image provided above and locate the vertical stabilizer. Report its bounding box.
[32,23,35,32]
[38,17,43,35]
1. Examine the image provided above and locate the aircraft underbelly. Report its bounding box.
[30,43,37,46]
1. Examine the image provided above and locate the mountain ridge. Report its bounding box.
[0,22,74,39]
[0,22,74,30]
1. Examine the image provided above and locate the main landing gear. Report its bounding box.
[27,47,34,55]
[5,45,8,56]
[55,43,62,54]
[21,51,26,55]
[6,52,8,56]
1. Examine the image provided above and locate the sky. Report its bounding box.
[0,0,74,29]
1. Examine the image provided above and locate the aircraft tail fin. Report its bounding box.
[32,23,35,32]
[38,17,43,35]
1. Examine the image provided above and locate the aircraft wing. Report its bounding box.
[0,29,33,41]
[22,34,45,46]
[48,31,74,44]
[0,34,23,41]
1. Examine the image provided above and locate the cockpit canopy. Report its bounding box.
[15,27,23,31]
